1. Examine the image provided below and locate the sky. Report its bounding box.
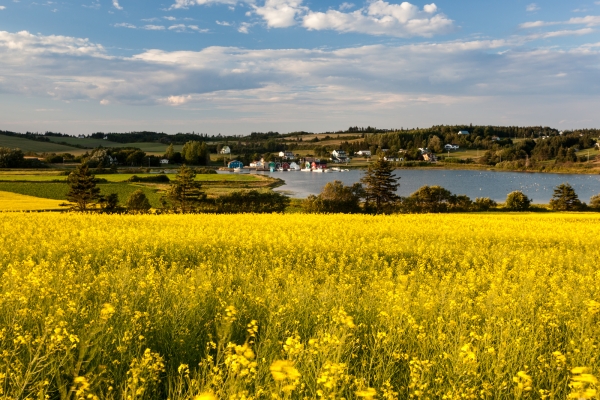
[1,0,600,135]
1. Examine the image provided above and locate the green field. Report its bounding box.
[0,173,263,183]
[0,182,163,207]
[0,134,79,153]
[45,137,182,154]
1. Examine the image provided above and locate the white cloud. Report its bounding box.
[520,15,600,28]
[168,24,208,32]
[114,22,136,28]
[163,16,176,20]
[2,29,600,131]
[170,0,239,10]
[303,1,453,37]
[144,25,166,30]
[252,0,306,28]
[112,0,122,10]
[0,6,6,10]
[216,20,232,26]
[238,22,253,33]
[339,2,353,11]
[526,3,540,12]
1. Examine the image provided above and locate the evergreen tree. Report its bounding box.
[64,164,102,211]
[126,189,152,214]
[163,165,205,213]
[360,157,400,213]
[549,183,582,211]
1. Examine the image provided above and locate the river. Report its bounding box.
[219,169,600,203]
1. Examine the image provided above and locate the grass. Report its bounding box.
[0,191,64,211]
[0,173,263,183]
[45,137,182,154]
[0,134,80,153]
[0,182,163,207]
[1,213,600,398]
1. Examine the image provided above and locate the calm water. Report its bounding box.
[220,169,600,203]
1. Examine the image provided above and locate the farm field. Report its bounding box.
[0,134,79,153]
[0,190,63,210]
[0,182,163,207]
[45,137,181,154]
[0,173,262,183]
[1,213,599,399]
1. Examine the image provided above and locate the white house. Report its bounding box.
[418,147,430,154]
[458,130,470,135]
[356,150,371,157]
[160,159,169,165]
[332,150,349,162]
[384,157,402,162]
[279,151,295,160]
[220,146,231,155]
[444,144,459,150]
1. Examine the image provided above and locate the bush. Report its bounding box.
[126,189,152,214]
[195,167,217,174]
[127,174,170,183]
[473,197,498,211]
[505,191,531,211]
[302,181,363,214]
[402,185,472,213]
[215,190,290,213]
[590,194,600,210]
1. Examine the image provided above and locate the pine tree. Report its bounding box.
[360,157,400,213]
[549,183,582,211]
[163,165,205,213]
[64,164,102,211]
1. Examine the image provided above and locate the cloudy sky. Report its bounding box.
[1,0,600,135]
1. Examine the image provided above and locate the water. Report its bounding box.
[220,169,600,203]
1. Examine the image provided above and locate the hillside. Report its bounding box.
[0,133,79,154]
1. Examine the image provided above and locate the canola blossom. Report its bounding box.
[0,213,600,399]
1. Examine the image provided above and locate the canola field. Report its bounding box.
[1,213,599,399]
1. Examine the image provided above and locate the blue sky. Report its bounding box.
[1,0,600,135]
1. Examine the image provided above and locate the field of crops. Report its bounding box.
[0,134,79,153]
[0,191,63,210]
[1,213,599,399]
[0,182,163,207]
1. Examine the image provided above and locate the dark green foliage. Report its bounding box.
[590,194,600,210]
[127,174,170,183]
[473,197,498,211]
[181,141,209,165]
[214,190,290,213]
[302,180,364,214]
[194,168,217,174]
[126,189,152,214]
[99,193,123,214]
[360,157,400,213]
[0,147,26,168]
[163,165,205,213]
[64,164,102,211]
[505,191,531,211]
[402,185,473,213]
[549,183,583,211]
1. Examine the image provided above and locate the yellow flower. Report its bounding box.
[356,387,377,398]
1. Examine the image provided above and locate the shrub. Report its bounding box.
[215,190,290,213]
[590,194,600,210]
[126,189,152,214]
[473,197,498,211]
[302,181,363,214]
[505,191,531,211]
[127,174,170,183]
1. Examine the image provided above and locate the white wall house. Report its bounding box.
[160,159,169,165]
[220,146,231,155]
[356,150,371,157]
[458,131,470,135]
[444,144,459,150]
[279,151,295,159]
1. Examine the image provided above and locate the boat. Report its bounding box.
[331,167,340,172]
[313,168,324,173]
[301,168,311,172]
[233,167,243,172]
